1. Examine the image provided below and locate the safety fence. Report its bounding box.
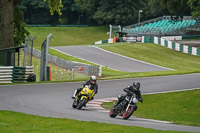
[0,66,13,83]
[28,25,88,27]
[94,36,142,44]
[93,36,200,57]
[154,37,200,56]
[24,45,101,76]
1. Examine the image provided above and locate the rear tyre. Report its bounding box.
[77,98,86,109]
[123,106,134,120]
[109,108,118,118]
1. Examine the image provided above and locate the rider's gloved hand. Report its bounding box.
[139,98,143,103]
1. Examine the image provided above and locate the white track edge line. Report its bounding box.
[92,46,174,71]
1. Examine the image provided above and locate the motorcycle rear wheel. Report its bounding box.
[123,106,134,120]
[77,98,86,109]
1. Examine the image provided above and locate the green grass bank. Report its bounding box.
[27,26,109,49]
[102,89,200,127]
[0,110,188,133]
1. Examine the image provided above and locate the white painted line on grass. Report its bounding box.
[133,117,172,124]
[143,88,200,95]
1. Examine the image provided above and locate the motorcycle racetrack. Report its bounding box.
[0,73,200,132]
[51,46,173,72]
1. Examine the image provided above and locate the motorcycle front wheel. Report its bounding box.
[77,97,86,109]
[72,99,78,108]
[123,106,134,120]
[109,108,118,118]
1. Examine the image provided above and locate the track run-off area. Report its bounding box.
[0,73,200,132]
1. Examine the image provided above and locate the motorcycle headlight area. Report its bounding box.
[133,98,138,103]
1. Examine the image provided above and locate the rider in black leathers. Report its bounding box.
[114,82,143,111]
[72,75,98,99]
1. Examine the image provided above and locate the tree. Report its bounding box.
[143,0,169,20]
[159,0,191,16]
[14,7,29,46]
[19,0,55,24]
[0,0,63,49]
[188,0,200,18]
[0,0,15,49]
[78,0,145,25]
[44,0,63,15]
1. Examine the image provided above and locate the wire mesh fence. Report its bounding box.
[23,36,36,66]
[23,45,101,81]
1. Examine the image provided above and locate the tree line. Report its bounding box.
[19,0,199,26]
[0,0,200,49]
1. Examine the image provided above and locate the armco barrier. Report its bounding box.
[13,66,34,83]
[0,66,13,83]
[154,37,200,56]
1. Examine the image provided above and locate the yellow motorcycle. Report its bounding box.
[72,85,95,109]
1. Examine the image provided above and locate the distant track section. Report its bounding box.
[52,46,172,72]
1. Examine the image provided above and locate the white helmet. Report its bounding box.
[90,75,96,84]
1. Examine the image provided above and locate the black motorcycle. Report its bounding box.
[109,93,138,120]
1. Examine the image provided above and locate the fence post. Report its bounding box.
[40,33,52,81]
[72,68,74,80]
[99,65,102,77]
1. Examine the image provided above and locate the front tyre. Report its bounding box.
[109,108,118,118]
[72,99,78,108]
[123,106,134,120]
[77,98,86,110]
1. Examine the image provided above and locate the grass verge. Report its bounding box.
[102,89,200,127]
[0,110,188,133]
[27,26,109,50]
[96,43,200,79]
[99,43,200,71]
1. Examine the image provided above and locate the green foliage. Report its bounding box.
[14,7,29,46]
[78,0,145,25]
[143,0,169,19]
[44,0,63,15]
[58,17,68,24]
[18,0,200,25]
[19,0,90,25]
[188,0,200,18]
[159,0,191,16]
[19,0,57,24]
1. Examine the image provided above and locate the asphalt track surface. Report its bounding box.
[0,73,200,132]
[51,46,172,72]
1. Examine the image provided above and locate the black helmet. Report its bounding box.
[90,75,96,85]
[133,82,140,91]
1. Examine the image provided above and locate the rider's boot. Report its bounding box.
[113,103,118,109]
